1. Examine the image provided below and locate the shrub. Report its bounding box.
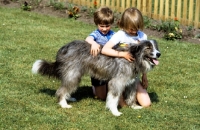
[50,0,65,10]
[143,16,152,28]
[67,4,80,19]
[194,33,200,38]
[151,18,183,40]
[21,1,31,11]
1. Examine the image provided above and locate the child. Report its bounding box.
[85,6,115,100]
[101,7,151,107]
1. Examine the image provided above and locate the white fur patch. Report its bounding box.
[125,78,136,86]
[32,60,42,74]
[106,93,122,116]
[150,40,160,58]
[59,98,72,108]
[144,61,151,71]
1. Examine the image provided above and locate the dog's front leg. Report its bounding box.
[106,77,127,116]
[106,91,122,116]
[124,79,143,109]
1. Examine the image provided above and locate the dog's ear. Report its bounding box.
[150,40,159,51]
[129,44,141,56]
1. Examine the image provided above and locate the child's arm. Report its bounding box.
[85,36,101,56]
[101,41,134,62]
[141,73,148,89]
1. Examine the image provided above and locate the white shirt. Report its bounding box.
[109,30,147,45]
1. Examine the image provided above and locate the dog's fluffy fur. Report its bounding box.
[32,40,161,116]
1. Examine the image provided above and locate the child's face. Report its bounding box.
[125,28,138,36]
[97,24,111,35]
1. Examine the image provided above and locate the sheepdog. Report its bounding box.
[32,40,161,116]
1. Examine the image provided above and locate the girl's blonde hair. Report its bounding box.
[118,7,144,31]
[93,7,114,25]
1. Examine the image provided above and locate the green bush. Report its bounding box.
[21,1,31,11]
[50,0,65,10]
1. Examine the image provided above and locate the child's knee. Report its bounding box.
[141,100,151,107]
[136,84,151,107]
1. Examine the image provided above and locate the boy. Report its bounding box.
[85,6,114,100]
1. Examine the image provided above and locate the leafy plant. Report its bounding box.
[186,25,194,31]
[87,7,96,18]
[143,16,152,28]
[163,26,183,40]
[50,0,65,10]
[194,33,200,38]
[158,19,179,32]
[94,0,97,8]
[21,1,31,11]
[80,6,87,12]
[67,4,80,19]
[154,18,183,40]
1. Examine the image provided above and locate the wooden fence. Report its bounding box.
[67,0,200,28]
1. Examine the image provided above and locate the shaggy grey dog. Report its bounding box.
[32,40,161,116]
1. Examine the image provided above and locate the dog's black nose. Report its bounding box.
[157,53,161,58]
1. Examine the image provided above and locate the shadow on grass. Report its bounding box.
[39,88,56,97]
[39,86,94,101]
[39,87,159,103]
[149,92,159,103]
[71,86,94,100]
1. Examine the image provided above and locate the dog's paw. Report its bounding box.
[59,100,72,108]
[112,111,122,116]
[60,104,72,108]
[131,105,143,109]
[67,97,77,102]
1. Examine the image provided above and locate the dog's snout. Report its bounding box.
[156,52,161,58]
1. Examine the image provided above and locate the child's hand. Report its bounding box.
[91,43,101,56]
[141,73,148,89]
[119,52,134,62]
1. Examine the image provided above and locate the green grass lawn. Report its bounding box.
[0,7,200,130]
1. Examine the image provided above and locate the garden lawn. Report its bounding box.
[0,7,200,130]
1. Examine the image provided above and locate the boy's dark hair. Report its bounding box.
[93,7,114,25]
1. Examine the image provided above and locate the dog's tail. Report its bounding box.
[32,60,60,79]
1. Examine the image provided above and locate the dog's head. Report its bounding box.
[130,40,161,66]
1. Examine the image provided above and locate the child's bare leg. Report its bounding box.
[118,94,127,107]
[91,78,107,100]
[136,82,151,107]
[93,85,107,100]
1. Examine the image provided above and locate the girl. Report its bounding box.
[101,7,151,107]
